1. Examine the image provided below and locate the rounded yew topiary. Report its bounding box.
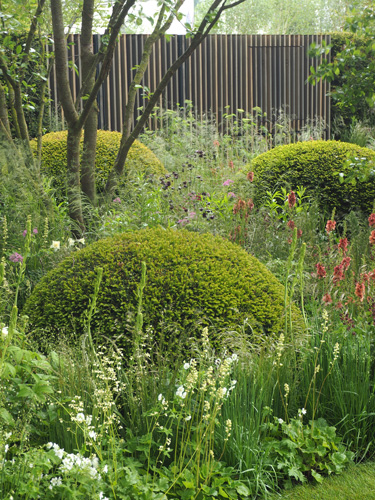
[30,130,165,195]
[248,140,375,217]
[24,228,303,350]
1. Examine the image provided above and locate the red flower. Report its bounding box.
[288,190,296,209]
[247,199,254,211]
[333,264,344,284]
[316,263,327,278]
[247,171,254,182]
[355,282,365,302]
[341,257,351,270]
[297,229,303,239]
[370,230,375,245]
[338,238,348,253]
[322,293,332,304]
[336,301,344,310]
[326,219,336,233]
[368,213,375,227]
[229,160,234,170]
[287,220,295,230]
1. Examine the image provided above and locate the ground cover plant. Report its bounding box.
[2,104,375,499]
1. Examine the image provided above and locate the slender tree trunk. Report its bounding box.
[7,86,21,139]
[67,127,85,234]
[80,0,97,205]
[0,84,11,137]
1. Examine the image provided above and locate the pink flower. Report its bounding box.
[355,282,365,302]
[33,228,38,234]
[316,263,327,278]
[229,160,234,169]
[322,293,332,304]
[227,192,236,198]
[22,230,27,237]
[333,264,344,284]
[247,171,254,182]
[338,238,348,253]
[370,230,375,245]
[213,140,220,147]
[113,197,121,203]
[369,213,375,227]
[288,191,297,209]
[223,179,234,186]
[9,252,23,263]
[326,219,336,233]
[341,257,351,270]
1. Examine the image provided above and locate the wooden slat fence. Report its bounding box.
[48,34,331,137]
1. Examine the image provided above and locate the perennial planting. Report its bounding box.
[2,105,375,499]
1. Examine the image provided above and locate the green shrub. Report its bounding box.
[30,130,165,195]
[248,140,375,217]
[24,228,303,350]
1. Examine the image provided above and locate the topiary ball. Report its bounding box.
[30,130,165,196]
[247,140,375,217]
[24,228,303,351]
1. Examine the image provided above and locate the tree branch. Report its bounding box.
[50,0,79,126]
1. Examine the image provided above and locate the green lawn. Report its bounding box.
[276,462,375,500]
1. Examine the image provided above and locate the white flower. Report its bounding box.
[183,362,190,370]
[99,493,109,500]
[1,326,8,338]
[231,353,238,362]
[88,430,97,440]
[49,476,62,489]
[301,408,307,415]
[185,415,192,421]
[158,393,163,401]
[75,413,85,423]
[54,448,64,459]
[176,385,187,399]
[278,418,284,424]
[68,238,75,247]
[218,387,227,398]
[4,444,9,454]
[77,238,85,245]
[102,464,108,474]
[50,240,60,251]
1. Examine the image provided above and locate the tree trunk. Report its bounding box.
[67,127,85,234]
[0,84,11,137]
[80,0,97,206]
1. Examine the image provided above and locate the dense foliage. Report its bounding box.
[30,130,165,196]
[24,227,303,349]
[248,140,375,217]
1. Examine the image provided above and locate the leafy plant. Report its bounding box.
[263,413,354,488]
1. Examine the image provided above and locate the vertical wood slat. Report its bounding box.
[49,34,330,139]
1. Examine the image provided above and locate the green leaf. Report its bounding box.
[311,469,323,483]
[182,480,195,489]
[218,486,229,498]
[2,361,17,378]
[288,465,305,483]
[235,483,251,496]
[17,385,35,398]
[0,407,15,425]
